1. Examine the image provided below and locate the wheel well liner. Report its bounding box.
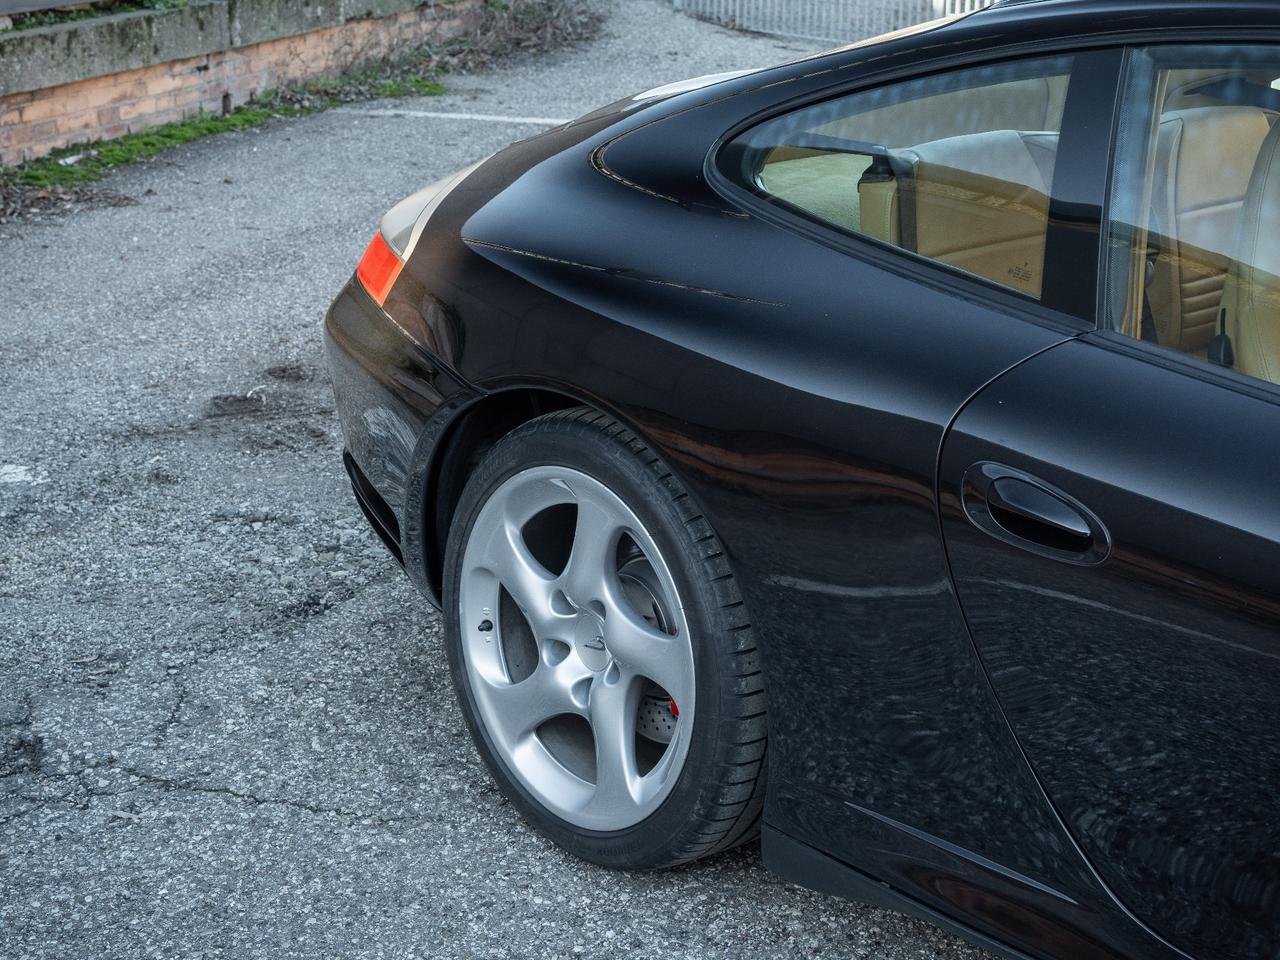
[405,387,581,605]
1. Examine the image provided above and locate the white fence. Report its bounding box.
[941,0,995,12]
[670,0,996,44]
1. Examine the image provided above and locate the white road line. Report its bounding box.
[340,108,572,125]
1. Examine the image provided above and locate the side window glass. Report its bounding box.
[1103,45,1280,387]
[720,56,1074,299]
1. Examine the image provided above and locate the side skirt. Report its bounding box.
[761,823,1034,960]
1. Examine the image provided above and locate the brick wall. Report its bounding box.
[0,1,482,166]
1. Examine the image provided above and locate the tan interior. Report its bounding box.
[1145,107,1275,354]
[857,130,1057,297]
[752,64,1070,297]
[1222,121,1280,383]
[757,151,873,233]
[756,129,1060,296]
[1117,66,1280,386]
[749,59,1280,385]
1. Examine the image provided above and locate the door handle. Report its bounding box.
[987,476,1092,545]
[960,462,1111,566]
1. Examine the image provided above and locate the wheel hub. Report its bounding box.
[571,607,612,671]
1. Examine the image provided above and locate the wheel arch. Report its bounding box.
[404,383,629,606]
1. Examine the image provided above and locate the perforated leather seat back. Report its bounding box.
[1223,121,1280,384]
[1148,107,1275,354]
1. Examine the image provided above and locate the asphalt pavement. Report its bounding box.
[0,2,994,957]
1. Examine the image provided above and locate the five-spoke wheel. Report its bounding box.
[459,465,694,830]
[443,408,766,869]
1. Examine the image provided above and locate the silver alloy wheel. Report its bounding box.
[458,465,695,831]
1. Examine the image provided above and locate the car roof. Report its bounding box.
[674,0,1280,124]
[983,0,1272,12]
[971,0,1280,27]
[898,0,1280,59]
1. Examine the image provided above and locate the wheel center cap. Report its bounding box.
[572,613,610,671]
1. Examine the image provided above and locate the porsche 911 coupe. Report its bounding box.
[324,1,1280,957]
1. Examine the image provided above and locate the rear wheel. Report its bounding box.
[442,408,766,868]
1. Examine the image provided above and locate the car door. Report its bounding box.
[938,41,1280,960]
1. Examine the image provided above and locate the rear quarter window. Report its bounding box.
[719,56,1075,299]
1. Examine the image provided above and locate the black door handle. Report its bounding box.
[987,477,1093,550]
[960,462,1111,566]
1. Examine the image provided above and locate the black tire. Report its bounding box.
[441,407,767,869]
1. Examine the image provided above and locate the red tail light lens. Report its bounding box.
[356,232,404,307]
[356,158,488,308]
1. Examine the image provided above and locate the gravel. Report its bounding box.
[0,2,992,957]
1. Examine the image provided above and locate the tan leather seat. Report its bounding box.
[1221,121,1280,384]
[756,151,871,233]
[1147,107,1274,353]
[858,129,1056,297]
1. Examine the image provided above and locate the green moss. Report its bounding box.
[3,101,308,190]
[372,76,447,98]
[0,0,596,199]
[0,61,445,191]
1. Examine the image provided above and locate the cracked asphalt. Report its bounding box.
[1,2,991,958]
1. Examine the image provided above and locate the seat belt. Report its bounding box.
[1209,307,1235,368]
[1140,250,1160,343]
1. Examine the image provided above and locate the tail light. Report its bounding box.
[356,233,404,307]
[354,157,487,307]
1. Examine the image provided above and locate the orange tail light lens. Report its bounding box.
[356,232,405,307]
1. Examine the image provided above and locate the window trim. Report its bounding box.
[1087,329,1280,406]
[706,47,1123,332]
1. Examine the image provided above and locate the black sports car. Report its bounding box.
[324,1,1280,957]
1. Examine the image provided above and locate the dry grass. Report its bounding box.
[437,0,603,72]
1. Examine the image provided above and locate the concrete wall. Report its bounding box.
[0,0,481,165]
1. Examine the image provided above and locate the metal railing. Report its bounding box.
[671,0,995,44]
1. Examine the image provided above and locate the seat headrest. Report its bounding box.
[1160,107,1275,205]
[902,129,1056,195]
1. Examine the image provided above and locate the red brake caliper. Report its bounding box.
[668,698,679,718]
